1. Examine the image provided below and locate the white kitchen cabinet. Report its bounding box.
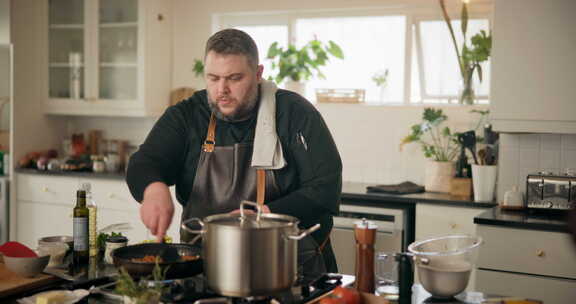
[490,0,576,133]
[45,0,172,117]
[476,225,576,304]
[415,204,486,241]
[15,173,183,248]
[415,203,487,290]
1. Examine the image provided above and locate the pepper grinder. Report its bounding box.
[354,218,377,293]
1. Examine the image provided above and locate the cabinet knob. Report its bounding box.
[536,250,545,258]
[157,14,164,21]
[450,223,458,229]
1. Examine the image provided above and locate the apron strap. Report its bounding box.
[202,113,217,152]
[257,169,266,206]
[317,231,332,254]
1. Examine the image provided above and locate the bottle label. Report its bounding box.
[73,217,88,251]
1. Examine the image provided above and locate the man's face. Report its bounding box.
[205,51,263,121]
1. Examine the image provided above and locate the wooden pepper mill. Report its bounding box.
[354,218,377,293]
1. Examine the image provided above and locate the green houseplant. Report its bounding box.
[439,0,492,104]
[266,39,343,94]
[401,108,459,193]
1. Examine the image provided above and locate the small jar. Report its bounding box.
[104,235,128,264]
[91,155,106,173]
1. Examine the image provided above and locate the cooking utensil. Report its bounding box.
[182,201,320,297]
[461,131,478,165]
[478,148,486,166]
[112,243,202,279]
[408,235,482,299]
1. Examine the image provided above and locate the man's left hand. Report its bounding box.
[230,204,271,214]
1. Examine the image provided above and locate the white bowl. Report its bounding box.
[4,254,50,277]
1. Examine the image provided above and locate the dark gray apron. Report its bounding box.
[180,113,328,281]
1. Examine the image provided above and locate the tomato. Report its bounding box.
[331,286,361,304]
[319,296,344,304]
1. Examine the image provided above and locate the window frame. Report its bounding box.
[213,2,493,105]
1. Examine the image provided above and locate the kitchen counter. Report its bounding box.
[474,207,570,233]
[342,182,497,208]
[15,168,126,180]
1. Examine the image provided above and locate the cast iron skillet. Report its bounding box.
[112,243,203,279]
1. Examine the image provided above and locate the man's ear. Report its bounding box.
[256,64,264,82]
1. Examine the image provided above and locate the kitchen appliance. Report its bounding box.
[331,204,404,275]
[92,272,355,304]
[408,235,482,299]
[181,201,320,297]
[526,171,575,211]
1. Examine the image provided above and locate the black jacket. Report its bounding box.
[126,88,342,242]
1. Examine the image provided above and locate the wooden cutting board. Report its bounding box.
[0,262,61,298]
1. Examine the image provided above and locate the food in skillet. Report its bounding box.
[131,254,200,263]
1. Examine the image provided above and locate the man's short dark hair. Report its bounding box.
[205,28,259,68]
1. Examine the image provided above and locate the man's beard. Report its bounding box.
[208,85,259,122]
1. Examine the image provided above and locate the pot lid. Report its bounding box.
[205,213,298,229]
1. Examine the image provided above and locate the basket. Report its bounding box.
[315,88,365,104]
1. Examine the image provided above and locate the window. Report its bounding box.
[215,3,492,105]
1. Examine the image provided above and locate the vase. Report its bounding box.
[424,160,456,193]
[378,86,388,102]
[458,79,475,105]
[471,164,498,202]
[285,81,306,96]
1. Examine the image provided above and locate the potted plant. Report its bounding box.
[401,108,459,193]
[439,0,492,104]
[371,69,389,102]
[266,39,344,95]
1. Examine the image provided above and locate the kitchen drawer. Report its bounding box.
[16,173,78,205]
[90,179,137,212]
[16,200,73,248]
[477,225,576,279]
[416,204,485,241]
[477,269,576,304]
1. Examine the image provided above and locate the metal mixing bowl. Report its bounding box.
[408,235,482,298]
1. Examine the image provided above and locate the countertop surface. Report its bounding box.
[474,207,570,233]
[342,182,497,208]
[15,168,126,180]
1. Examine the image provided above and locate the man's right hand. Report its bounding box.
[140,182,175,242]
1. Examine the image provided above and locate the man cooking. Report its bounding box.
[126,29,342,275]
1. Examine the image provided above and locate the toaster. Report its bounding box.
[526,172,575,211]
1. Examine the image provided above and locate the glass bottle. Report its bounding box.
[73,188,89,265]
[82,182,99,258]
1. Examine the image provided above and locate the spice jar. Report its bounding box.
[92,155,106,173]
[104,235,128,264]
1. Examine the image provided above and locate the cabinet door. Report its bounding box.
[477,269,576,304]
[98,0,138,101]
[17,201,73,248]
[491,0,576,133]
[47,0,85,100]
[415,204,485,240]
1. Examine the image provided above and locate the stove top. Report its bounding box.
[91,273,354,304]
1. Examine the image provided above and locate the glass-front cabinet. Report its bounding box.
[46,0,172,117]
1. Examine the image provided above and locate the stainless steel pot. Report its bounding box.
[181,201,319,297]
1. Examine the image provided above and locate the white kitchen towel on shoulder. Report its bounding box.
[251,80,286,170]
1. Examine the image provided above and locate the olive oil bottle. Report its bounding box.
[73,188,89,265]
[83,183,99,257]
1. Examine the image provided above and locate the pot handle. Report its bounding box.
[287,223,321,241]
[240,200,262,221]
[181,218,205,246]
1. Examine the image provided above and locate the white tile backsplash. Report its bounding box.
[498,133,576,202]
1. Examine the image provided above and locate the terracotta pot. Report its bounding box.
[424,161,455,193]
